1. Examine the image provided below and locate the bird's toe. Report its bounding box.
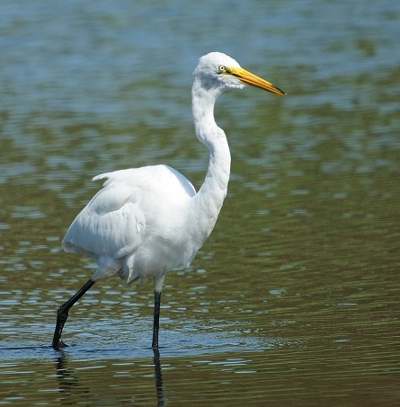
[59,340,69,348]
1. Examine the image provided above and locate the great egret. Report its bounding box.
[52,52,285,350]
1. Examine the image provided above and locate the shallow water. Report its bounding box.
[1,1,400,406]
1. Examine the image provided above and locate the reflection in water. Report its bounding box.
[55,351,87,404]
[55,351,76,389]
[153,349,166,407]
[54,349,166,406]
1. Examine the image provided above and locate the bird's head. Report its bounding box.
[194,52,285,96]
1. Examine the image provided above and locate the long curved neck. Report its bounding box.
[190,78,231,243]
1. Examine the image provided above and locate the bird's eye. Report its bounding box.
[218,65,227,74]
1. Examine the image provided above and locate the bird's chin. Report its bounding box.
[227,82,245,90]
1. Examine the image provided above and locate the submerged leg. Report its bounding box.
[52,279,95,350]
[152,290,162,350]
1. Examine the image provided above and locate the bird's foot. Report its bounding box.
[53,340,69,350]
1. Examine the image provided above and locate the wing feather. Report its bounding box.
[63,182,145,258]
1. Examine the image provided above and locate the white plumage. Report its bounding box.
[63,165,197,284]
[52,52,285,350]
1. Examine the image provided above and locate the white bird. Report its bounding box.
[52,52,285,350]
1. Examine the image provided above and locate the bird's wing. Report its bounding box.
[63,179,145,259]
[63,165,196,260]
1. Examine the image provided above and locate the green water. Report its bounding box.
[1,1,400,405]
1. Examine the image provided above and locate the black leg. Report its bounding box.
[152,290,161,350]
[52,279,95,350]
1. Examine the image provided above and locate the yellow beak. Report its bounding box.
[229,67,285,96]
